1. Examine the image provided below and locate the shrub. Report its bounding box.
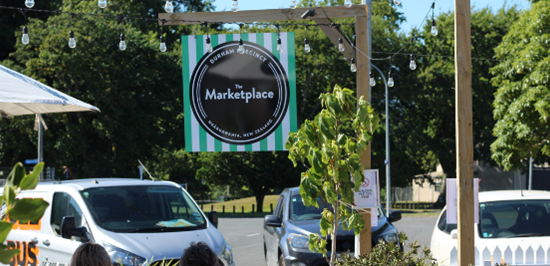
[335,233,437,266]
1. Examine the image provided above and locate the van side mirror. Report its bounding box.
[389,211,402,223]
[61,216,91,242]
[208,211,218,228]
[450,229,458,240]
[264,215,282,227]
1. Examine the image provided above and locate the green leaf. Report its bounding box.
[3,187,15,207]
[0,221,13,243]
[7,199,50,223]
[7,162,25,188]
[0,245,19,264]
[19,162,44,190]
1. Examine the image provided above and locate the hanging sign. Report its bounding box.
[182,33,297,152]
[354,169,380,208]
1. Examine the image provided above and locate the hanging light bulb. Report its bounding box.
[393,0,401,5]
[369,72,376,87]
[409,54,417,70]
[277,37,283,53]
[98,0,107,8]
[289,0,297,9]
[231,0,239,12]
[338,38,345,52]
[21,26,29,45]
[25,0,35,8]
[68,30,76,49]
[118,33,127,51]
[350,58,357,73]
[344,0,352,8]
[206,36,213,53]
[237,39,245,54]
[159,36,167,52]
[431,19,438,36]
[164,0,174,13]
[304,38,310,53]
[388,72,395,87]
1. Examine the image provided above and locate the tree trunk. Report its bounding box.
[329,200,339,266]
[255,193,265,213]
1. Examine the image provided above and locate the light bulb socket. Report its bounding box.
[410,54,416,61]
[370,72,374,78]
[120,33,125,41]
[338,38,343,44]
[160,36,165,42]
[304,38,309,44]
[301,9,315,19]
[431,19,436,27]
[239,39,243,45]
[69,30,74,38]
[388,72,394,79]
[351,58,355,64]
[277,38,282,45]
[23,26,28,34]
[206,36,211,44]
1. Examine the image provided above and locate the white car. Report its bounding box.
[430,190,550,266]
[1,178,234,266]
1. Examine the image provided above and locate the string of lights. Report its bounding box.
[1,0,452,87]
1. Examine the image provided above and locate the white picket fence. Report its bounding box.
[450,245,550,266]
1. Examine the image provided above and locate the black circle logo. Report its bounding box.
[190,41,290,145]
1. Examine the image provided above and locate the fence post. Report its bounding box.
[211,205,214,211]
[252,204,255,213]
[270,203,273,213]
[241,206,244,213]
[223,205,225,214]
[233,205,236,214]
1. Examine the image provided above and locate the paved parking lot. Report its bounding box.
[218,215,439,266]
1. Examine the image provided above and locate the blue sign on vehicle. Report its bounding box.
[24,159,39,165]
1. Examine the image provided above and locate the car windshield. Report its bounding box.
[479,200,550,238]
[290,193,382,221]
[81,185,206,233]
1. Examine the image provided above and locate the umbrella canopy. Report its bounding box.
[0,64,100,117]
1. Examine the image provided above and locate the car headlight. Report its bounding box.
[103,242,146,266]
[221,241,234,265]
[288,233,309,249]
[379,233,399,243]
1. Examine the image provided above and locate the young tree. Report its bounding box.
[286,86,380,265]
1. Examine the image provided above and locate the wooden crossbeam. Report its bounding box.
[158,5,367,25]
[313,18,355,61]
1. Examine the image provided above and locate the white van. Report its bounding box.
[1,178,234,266]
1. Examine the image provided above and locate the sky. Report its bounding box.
[212,0,531,32]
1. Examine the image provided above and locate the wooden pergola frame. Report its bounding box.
[161,2,475,264]
[161,4,374,255]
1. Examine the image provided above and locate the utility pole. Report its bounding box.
[455,0,474,265]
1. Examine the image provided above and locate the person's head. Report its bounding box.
[71,242,111,266]
[180,242,219,266]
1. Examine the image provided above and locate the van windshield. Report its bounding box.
[81,185,206,233]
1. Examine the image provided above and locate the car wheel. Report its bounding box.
[278,253,285,266]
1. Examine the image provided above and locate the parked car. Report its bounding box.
[430,190,550,266]
[263,187,402,266]
[1,178,234,266]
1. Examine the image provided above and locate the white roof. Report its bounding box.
[31,178,178,192]
[479,190,550,203]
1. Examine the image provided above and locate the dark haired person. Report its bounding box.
[180,241,219,266]
[70,242,111,266]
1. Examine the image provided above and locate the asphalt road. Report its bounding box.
[219,215,439,266]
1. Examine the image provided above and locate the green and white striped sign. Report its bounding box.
[182,33,297,152]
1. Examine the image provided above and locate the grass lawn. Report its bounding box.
[200,195,280,217]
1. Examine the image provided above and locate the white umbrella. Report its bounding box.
[0,64,100,168]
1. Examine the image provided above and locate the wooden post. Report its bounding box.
[356,14,372,255]
[455,0,474,265]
